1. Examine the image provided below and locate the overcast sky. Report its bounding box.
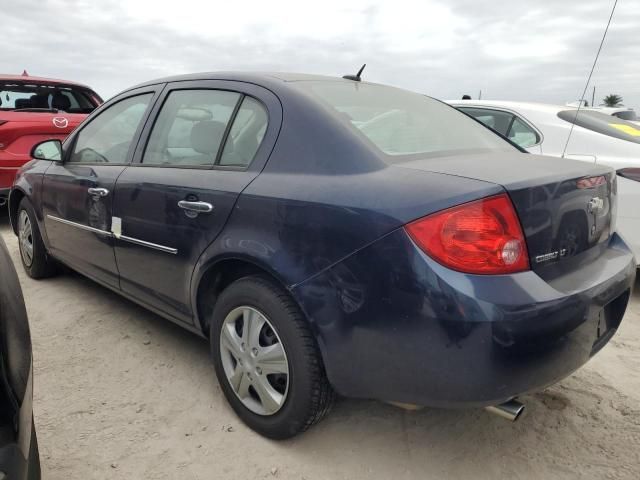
[5,0,639,108]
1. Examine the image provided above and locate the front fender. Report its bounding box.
[9,160,50,243]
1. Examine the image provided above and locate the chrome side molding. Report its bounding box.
[118,235,178,255]
[47,214,177,255]
[46,215,112,236]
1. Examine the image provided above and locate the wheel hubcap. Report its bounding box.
[219,306,290,416]
[18,210,34,267]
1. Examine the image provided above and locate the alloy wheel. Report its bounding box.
[219,306,290,416]
[18,210,34,267]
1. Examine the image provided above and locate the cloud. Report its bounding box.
[4,0,639,108]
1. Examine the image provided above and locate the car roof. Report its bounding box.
[0,73,94,90]
[125,71,359,93]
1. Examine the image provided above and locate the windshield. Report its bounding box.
[295,81,516,158]
[0,81,100,113]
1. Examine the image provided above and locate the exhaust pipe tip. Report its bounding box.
[485,399,525,422]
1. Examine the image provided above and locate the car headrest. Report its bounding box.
[52,93,71,111]
[30,94,49,109]
[190,120,231,154]
[14,98,32,109]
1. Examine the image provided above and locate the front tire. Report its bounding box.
[210,276,334,439]
[17,198,56,279]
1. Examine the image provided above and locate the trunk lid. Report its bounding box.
[394,151,616,271]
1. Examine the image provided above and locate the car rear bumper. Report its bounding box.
[293,229,636,408]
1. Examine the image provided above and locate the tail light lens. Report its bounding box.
[405,193,529,274]
[617,168,640,182]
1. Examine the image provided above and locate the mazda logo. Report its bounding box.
[52,117,68,128]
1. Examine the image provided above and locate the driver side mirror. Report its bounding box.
[31,139,62,162]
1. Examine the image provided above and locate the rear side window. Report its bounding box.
[459,107,540,148]
[508,117,539,147]
[295,82,514,158]
[458,107,514,137]
[558,110,640,144]
[219,96,268,167]
[143,89,240,167]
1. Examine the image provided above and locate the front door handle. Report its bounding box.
[88,187,109,197]
[178,200,214,213]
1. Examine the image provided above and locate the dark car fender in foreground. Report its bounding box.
[0,236,40,479]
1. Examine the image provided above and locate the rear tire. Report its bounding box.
[210,275,334,439]
[17,198,56,279]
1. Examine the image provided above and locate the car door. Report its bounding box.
[112,80,280,324]
[458,106,542,153]
[41,88,160,288]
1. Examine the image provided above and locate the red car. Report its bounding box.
[0,72,102,204]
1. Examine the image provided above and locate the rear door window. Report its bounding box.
[458,107,514,137]
[143,89,240,167]
[558,110,640,144]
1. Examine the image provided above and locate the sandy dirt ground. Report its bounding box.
[1,211,639,480]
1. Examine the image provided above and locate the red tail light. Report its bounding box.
[405,193,529,274]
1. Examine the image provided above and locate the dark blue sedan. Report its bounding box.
[9,72,636,439]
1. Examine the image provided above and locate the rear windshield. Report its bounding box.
[0,81,100,113]
[294,81,515,159]
[558,109,640,144]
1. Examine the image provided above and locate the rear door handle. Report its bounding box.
[87,187,109,197]
[178,200,214,213]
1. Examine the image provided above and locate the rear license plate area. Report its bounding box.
[591,289,630,355]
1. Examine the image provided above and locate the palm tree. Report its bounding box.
[602,94,623,107]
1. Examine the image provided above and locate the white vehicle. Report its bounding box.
[447,100,640,262]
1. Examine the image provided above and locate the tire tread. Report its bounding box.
[211,275,335,438]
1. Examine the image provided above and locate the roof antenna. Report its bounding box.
[562,0,617,158]
[343,64,366,82]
